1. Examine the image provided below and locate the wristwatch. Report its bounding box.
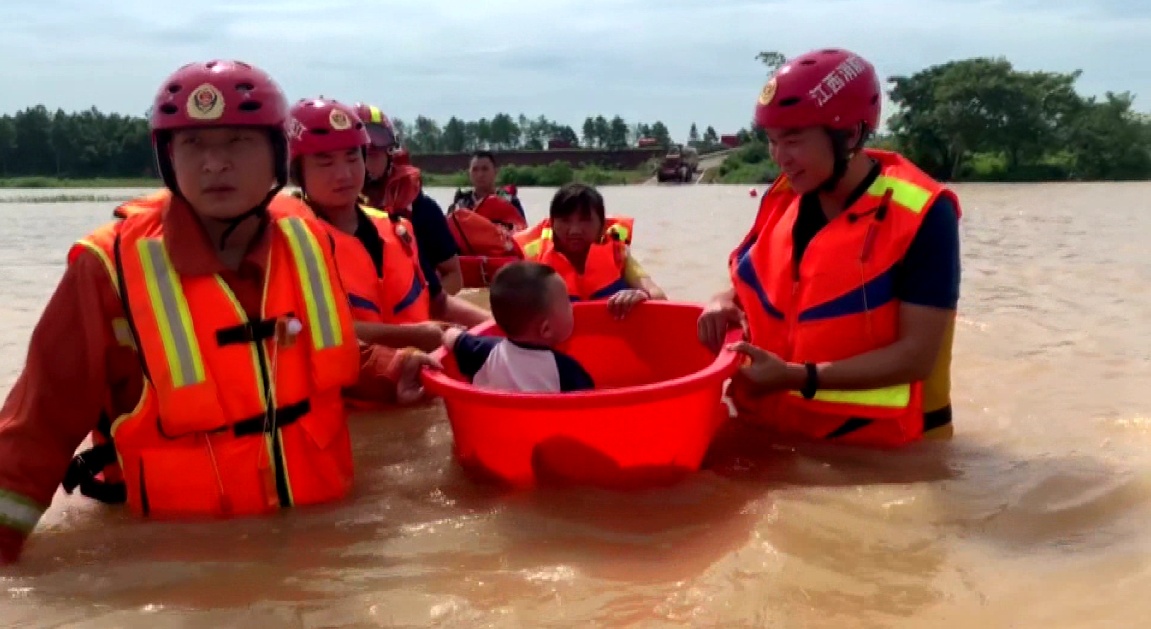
[801,362,819,399]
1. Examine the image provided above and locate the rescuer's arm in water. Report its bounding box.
[350,343,442,405]
[354,320,462,353]
[0,252,122,564]
[411,193,463,295]
[607,249,668,318]
[727,197,961,395]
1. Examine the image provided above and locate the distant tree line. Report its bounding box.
[722,51,1151,182]
[0,108,723,180]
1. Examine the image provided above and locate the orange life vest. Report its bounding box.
[729,149,960,447]
[515,216,634,301]
[64,191,361,518]
[322,206,431,324]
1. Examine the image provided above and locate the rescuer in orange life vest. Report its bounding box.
[288,97,490,355]
[448,150,529,230]
[0,61,440,564]
[355,103,465,295]
[697,48,962,447]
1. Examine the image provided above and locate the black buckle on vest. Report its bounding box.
[62,442,127,504]
[231,399,311,437]
[218,315,284,345]
[216,317,281,347]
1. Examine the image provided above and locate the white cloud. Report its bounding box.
[1,0,1147,142]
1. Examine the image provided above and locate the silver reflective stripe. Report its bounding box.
[140,240,200,388]
[281,218,337,349]
[0,490,43,534]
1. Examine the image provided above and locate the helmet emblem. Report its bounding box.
[329,109,352,130]
[187,83,225,120]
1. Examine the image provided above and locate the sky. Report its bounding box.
[1,0,1149,143]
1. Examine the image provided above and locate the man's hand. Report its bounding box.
[606,289,649,319]
[697,300,745,353]
[396,350,443,405]
[726,341,800,397]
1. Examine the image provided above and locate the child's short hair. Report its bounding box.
[549,182,605,225]
[489,261,561,336]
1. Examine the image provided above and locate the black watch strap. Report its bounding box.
[801,362,819,399]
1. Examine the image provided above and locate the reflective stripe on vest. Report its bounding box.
[869,175,932,214]
[138,239,205,388]
[277,217,342,349]
[789,383,912,408]
[136,216,345,389]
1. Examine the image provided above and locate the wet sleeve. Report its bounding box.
[895,195,961,309]
[554,351,595,392]
[452,333,499,379]
[0,252,116,557]
[344,343,402,404]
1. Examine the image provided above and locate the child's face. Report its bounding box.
[551,209,603,257]
[537,275,575,344]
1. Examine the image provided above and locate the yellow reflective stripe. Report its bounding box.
[112,318,135,349]
[867,175,932,214]
[540,227,553,240]
[522,239,542,257]
[73,239,119,291]
[0,489,45,534]
[278,217,341,350]
[790,383,911,408]
[362,206,388,221]
[137,239,206,388]
[368,106,383,124]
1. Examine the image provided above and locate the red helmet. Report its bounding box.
[754,49,881,132]
[352,102,398,150]
[149,60,290,191]
[288,98,371,160]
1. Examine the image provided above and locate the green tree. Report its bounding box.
[593,115,610,148]
[582,117,596,148]
[608,115,629,149]
[688,123,699,144]
[489,113,519,149]
[703,125,719,144]
[756,51,786,75]
[649,121,672,148]
[441,117,468,153]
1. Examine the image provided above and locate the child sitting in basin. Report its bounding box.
[441,261,595,393]
[515,183,667,318]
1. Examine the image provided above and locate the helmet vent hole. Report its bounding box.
[166,83,182,94]
[159,103,179,115]
[311,128,330,135]
[870,94,879,104]
[800,59,816,65]
[238,101,262,112]
[778,97,801,107]
[235,82,255,93]
[205,61,218,69]
[820,49,840,54]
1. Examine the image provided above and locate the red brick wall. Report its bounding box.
[408,148,665,174]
